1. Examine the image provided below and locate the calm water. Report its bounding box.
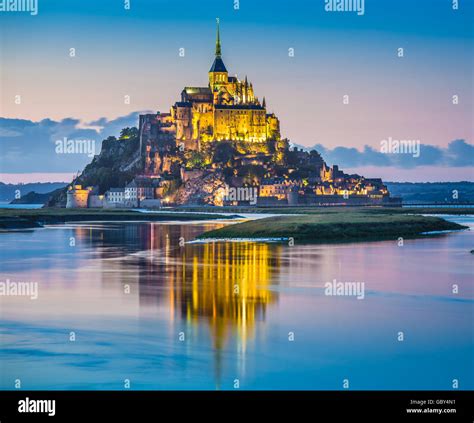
[0,216,473,390]
[0,203,43,209]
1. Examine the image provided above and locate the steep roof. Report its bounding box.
[209,56,227,73]
[175,101,192,107]
[184,87,212,94]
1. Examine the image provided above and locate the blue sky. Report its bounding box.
[0,0,473,182]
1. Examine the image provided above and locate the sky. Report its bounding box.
[0,0,473,183]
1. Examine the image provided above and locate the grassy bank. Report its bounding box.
[173,205,474,216]
[198,210,469,243]
[1,207,470,243]
[0,208,239,230]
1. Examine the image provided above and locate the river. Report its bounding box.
[0,216,472,390]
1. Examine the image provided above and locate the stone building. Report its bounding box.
[66,185,93,208]
[124,177,156,206]
[105,188,125,204]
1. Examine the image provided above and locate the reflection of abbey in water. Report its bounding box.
[78,223,280,351]
[171,242,279,350]
[73,223,281,387]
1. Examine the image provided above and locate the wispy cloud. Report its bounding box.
[298,140,474,169]
[0,113,144,174]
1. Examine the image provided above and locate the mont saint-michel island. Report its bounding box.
[57,22,399,211]
[12,23,466,242]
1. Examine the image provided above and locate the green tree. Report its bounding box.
[119,127,139,140]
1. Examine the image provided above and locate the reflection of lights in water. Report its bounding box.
[169,241,280,387]
[80,223,281,388]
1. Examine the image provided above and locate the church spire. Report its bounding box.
[215,18,222,57]
[209,19,228,85]
[262,97,266,108]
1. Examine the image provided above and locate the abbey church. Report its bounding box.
[139,21,281,154]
